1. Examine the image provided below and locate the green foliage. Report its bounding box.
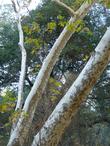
[23,22,40,35]
[48,78,62,102]
[100,0,110,8]
[22,111,29,118]
[49,77,62,87]
[0,22,19,64]
[32,64,41,73]
[0,21,20,88]
[86,0,93,4]
[9,110,21,124]
[0,89,15,145]
[23,22,42,55]
[47,21,57,32]
[0,89,16,113]
[57,15,67,27]
[25,38,41,54]
[9,110,29,124]
[57,15,64,20]
[67,19,85,32]
[82,54,89,61]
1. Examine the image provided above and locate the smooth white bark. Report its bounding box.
[7,1,95,146]
[11,0,27,110]
[16,14,27,110]
[32,27,110,146]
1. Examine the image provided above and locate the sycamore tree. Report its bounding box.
[3,0,110,146]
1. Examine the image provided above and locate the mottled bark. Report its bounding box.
[7,1,95,146]
[32,27,110,146]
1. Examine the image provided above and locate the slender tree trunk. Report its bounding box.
[11,0,27,111]
[11,0,27,134]
[16,14,27,110]
[10,1,27,133]
[7,1,95,146]
[32,27,110,146]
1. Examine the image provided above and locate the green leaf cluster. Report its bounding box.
[48,78,62,102]
[0,89,16,113]
[67,19,85,32]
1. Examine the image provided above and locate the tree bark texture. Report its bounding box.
[7,1,95,146]
[32,27,110,146]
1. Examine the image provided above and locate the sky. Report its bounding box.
[0,0,41,10]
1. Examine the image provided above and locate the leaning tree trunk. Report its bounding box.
[7,1,95,146]
[32,27,110,146]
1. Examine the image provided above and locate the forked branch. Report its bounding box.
[52,0,77,17]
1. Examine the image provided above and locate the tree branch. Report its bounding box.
[52,0,77,17]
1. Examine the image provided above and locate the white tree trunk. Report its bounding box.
[32,27,110,146]
[11,0,27,110]
[10,0,27,135]
[16,14,27,110]
[7,1,95,146]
